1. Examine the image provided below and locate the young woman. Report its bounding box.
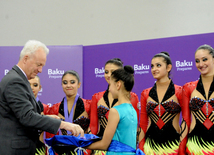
[89,58,139,154]
[182,44,214,154]
[90,58,139,135]
[87,65,139,155]
[46,70,90,155]
[139,52,183,155]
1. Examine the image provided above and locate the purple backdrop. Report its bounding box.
[0,45,83,105]
[1,33,214,103]
[83,33,214,100]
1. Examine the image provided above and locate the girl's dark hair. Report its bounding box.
[111,65,134,92]
[152,51,172,77]
[196,44,214,58]
[62,70,80,83]
[105,58,123,68]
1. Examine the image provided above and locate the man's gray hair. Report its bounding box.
[19,40,49,60]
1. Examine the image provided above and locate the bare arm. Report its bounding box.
[87,108,119,150]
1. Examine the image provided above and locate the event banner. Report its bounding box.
[0,45,83,105]
[83,33,214,100]
[1,33,214,103]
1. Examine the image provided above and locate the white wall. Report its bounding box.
[1,0,214,46]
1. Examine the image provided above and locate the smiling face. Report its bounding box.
[29,76,41,98]
[62,74,81,97]
[151,57,171,80]
[104,63,121,84]
[24,48,47,80]
[195,49,214,76]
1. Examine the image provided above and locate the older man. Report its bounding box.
[0,40,84,154]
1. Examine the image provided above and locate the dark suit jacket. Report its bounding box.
[0,65,61,155]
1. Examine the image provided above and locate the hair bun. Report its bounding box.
[160,51,170,57]
[124,65,134,74]
[113,58,123,65]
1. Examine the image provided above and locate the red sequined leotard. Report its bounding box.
[139,80,182,155]
[45,97,90,138]
[44,97,90,155]
[182,76,214,155]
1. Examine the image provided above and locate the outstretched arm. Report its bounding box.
[87,108,119,150]
[60,121,84,137]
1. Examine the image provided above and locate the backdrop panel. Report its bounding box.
[0,45,83,105]
[83,33,214,100]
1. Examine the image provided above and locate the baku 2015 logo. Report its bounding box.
[176,60,193,71]
[133,63,150,75]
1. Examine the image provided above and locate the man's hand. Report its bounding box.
[60,121,84,137]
